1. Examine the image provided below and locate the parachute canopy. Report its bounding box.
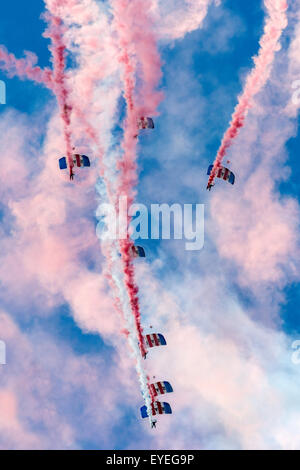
[141,401,172,419]
[59,154,91,170]
[150,381,173,397]
[144,333,167,349]
[207,164,235,185]
[131,246,146,258]
[138,117,154,130]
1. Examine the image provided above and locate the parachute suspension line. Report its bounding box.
[43,7,74,178]
[207,0,288,187]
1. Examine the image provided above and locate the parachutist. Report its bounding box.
[137,117,154,130]
[206,164,235,189]
[58,154,91,179]
[144,333,167,349]
[151,420,157,429]
[134,116,154,139]
[132,246,146,258]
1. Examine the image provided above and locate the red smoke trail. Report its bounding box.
[0,4,76,179]
[112,0,163,362]
[112,0,163,368]
[119,238,147,358]
[43,11,74,178]
[208,0,288,187]
[0,47,53,87]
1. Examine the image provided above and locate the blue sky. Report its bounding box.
[0,0,300,450]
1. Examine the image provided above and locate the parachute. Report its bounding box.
[59,154,91,170]
[207,164,235,186]
[141,334,171,424]
[131,246,146,258]
[140,401,172,418]
[149,381,173,397]
[118,246,146,259]
[137,117,154,130]
[144,333,167,349]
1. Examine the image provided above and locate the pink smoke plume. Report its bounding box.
[0,47,53,87]
[112,0,163,363]
[0,8,74,181]
[0,6,75,179]
[0,0,163,425]
[208,0,288,187]
[43,11,74,177]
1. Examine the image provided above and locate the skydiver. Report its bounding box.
[206,183,213,191]
[143,352,148,360]
[151,420,157,429]
[70,169,74,181]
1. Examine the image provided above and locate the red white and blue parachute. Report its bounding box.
[138,117,154,130]
[59,154,91,171]
[140,401,172,419]
[149,381,173,397]
[144,333,167,349]
[131,246,146,258]
[207,164,235,185]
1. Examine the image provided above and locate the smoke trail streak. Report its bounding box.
[208,0,288,187]
[0,47,53,87]
[43,8,74,176]
[96,182,153,425]
[101,235,153,424]
[112,0,163,423]
[112,0,149,359]
[112,0,163,359]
